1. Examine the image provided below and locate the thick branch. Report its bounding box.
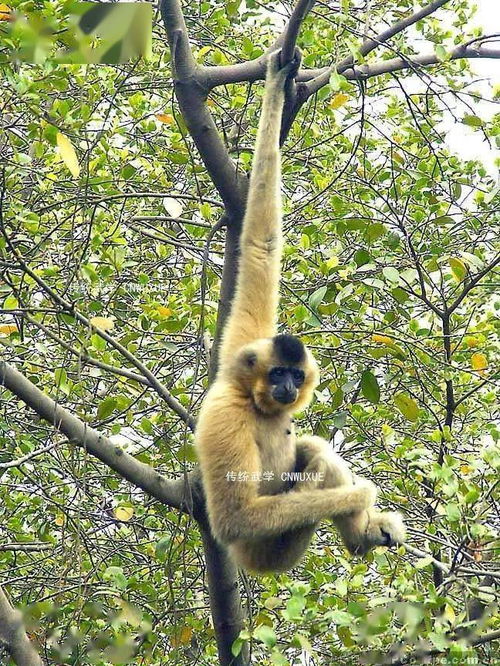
[280,0,316,65]
[0,586,43,666]
[204,0,451,89]
[0,361,188,511]
[304,43,500,97]
[159,0,245,217]
[342,44,500,82]
[199,521,249,666]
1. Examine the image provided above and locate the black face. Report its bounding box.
[269,366,305,405]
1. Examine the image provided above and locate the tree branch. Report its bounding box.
[341,44,500,82]
[0,361,188,512]
[387,629,500,666]
[280,0,316,65]
[448,253,500,314]
[199,521,249,666]
[0,442,56,469]
[337,0,452,72]
[303,35,500,97]
[0,543,52,552]
[159,0,246,217]
[0,586,43,666]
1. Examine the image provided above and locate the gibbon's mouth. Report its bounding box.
[271,388,297,405]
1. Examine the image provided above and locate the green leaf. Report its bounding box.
[333,411,348,429]
[354,249,371,266]
[464,488,480,504]
[103,566,128,590]
[391,287,409,304]
[155,536,171,560]
[462,114,484,128]
[327,610,352,626]
[329,69,347,91]
[365,222,386,242]
[394,393,419,422]
[434,44,448,62]
[309,285,327,309]
[283,594,306,620]
[445,502,460,522]
[3,295,19,310]
[331,387,344,409]
[382,267,400,284]
[448,257,467,282]
[254,625,276,648]
[361,370,380,404]
[97,397,118,419]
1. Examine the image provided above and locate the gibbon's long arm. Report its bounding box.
[219,53,292,367]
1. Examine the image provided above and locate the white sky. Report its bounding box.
[446,0,500,171]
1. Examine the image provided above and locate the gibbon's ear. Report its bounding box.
[243,351,257,369]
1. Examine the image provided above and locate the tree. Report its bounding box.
[0,0,499,664]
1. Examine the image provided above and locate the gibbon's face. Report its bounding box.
[235,334,319,414]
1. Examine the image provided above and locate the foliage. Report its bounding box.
[0,0,499,664]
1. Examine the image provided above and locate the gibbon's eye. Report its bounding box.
[291,368,305,387]
[268,367,285,384]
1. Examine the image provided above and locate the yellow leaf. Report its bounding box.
[448,257,467,282]
[56,131,80,178]
[156,113,173,124]
[156,306,172,317]
[327,255,339,268]
[118,600,143,626]
[0,4,11,20]
[171,626,193,647]
[471,352,487,374]
[0,324,18,335]
[330,93,349,109]
[464,335,480,348]
[372,334,393,345]
[460,464,473,475]
[115,506,134,521]
[90,316,114,331]
[55,514,65,526]
[443,603,456,625]
[394,393,419,422]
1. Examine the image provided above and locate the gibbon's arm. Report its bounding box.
[197,402,377,545]
[219,52,294,367]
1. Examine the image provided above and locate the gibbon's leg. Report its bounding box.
[228,442,390,574]
[295,436,406,555]
[229,443,333,574]
[218,50,300,367]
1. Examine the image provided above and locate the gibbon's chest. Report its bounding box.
[255,415,296,496]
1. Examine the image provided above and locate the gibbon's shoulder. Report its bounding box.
[197,381,254,430]
[201,378,249,408]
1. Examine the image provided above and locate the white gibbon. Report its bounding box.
[196,50,405,574]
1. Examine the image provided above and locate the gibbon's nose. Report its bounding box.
[272,381,297,405]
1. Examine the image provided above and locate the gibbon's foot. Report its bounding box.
[281,47,302,79]
[337,510,406,556]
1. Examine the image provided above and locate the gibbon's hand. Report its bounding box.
[267,47,302,87]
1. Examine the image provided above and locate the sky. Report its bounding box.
[445,0,500,171]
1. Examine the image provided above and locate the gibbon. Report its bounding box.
[196,50,405,574]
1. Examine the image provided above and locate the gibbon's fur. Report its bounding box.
[196,50,405,574]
